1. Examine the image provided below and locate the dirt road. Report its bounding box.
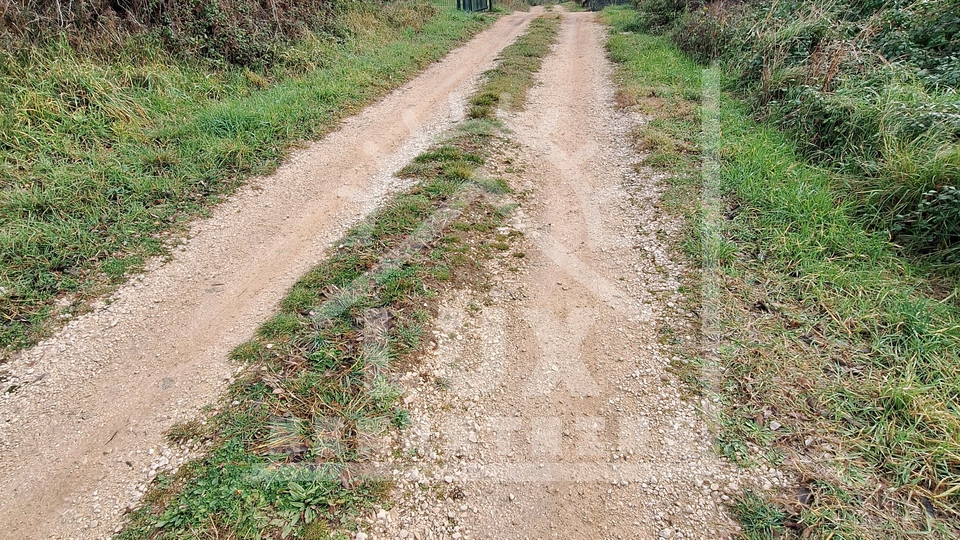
[368,10,761,539]
[0,10,540,538]
[0,8,770,540]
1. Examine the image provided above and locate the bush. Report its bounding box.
[646,0,960,268]
[873,0,960,89]
[671,7,728,63]
[633,0,688,33]
[1,0,340,67]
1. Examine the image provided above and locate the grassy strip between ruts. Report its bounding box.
[117,14,560,540]
[603,5,960,540]
[466,12,559,118]
[0,2,494,359]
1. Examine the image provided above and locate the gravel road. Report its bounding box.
[0,8,788,539]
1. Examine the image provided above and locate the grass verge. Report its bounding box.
[116,14,559,539]
[627,0,960,272]
[0,2,494,359]
[603,5,960,539]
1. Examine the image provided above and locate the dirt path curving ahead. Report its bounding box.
[0,9,541,539]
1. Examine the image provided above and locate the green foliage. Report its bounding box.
[632,0,687,33]
[3,0,350,68]
[872,0,960,88]
[628,0,960,269]
[670,7,728,63]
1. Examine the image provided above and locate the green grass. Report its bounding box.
[0,1,494,359]
[116,14,558,539]
[468,13,560,118]
[603,5,960,539]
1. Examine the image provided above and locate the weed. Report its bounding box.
[734,491,787,539]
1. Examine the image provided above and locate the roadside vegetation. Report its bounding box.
[604,3,960,539]
[116,15,560,539]
[635,0,960,274]
[3,0,342,67]
[0,1,494,359]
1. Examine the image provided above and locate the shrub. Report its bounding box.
[872,0,960,89]
[1,0,340,67]
[648,0,960,267]
[633,0,688,33]
[671,6,729,63]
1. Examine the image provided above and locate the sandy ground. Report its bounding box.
[360,11,781,540]
[0,10,542,539]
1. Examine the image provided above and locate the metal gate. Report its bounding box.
[457,0,492,11]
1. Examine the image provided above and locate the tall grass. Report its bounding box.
[1,0,340,67]
[630,0,960,271]
[0,2,493,357]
